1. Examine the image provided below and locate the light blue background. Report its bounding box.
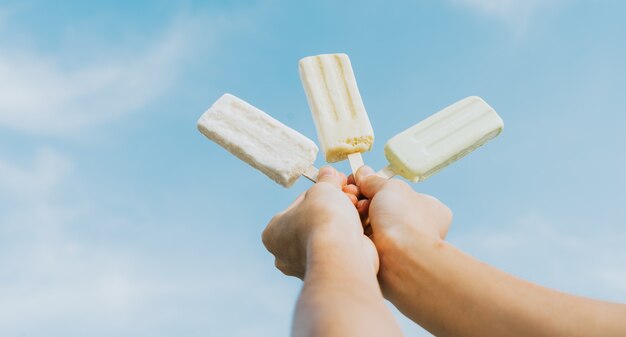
[1,1,625,336]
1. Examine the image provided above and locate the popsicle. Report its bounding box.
[197,93,319,188]
[378,96,503,182]
[299,53,373,174]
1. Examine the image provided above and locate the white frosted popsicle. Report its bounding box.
[299,53,374,172]
[378,96,503,182]
[197,93,319,187]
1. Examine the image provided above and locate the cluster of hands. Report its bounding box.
[262,165,450,292]
[262,165,452,336]
[260,167,626,337]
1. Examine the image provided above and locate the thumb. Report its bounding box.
[316,166,343,188]
[356,166,388,199]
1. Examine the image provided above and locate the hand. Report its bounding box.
[262,166,378,279]
[353,166,453,298]
[348,167,626,337]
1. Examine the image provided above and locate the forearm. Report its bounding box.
[292,233,403,337]
[384,238,626,337]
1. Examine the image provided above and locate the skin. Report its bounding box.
[262,166,403,337]
[262,165,626,337]
[352,165,626,337]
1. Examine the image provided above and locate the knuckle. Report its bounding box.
[419,193,443,206]
[266,212,283,230]
[308,182,331,195]
[423,194,453,223]
[274,259,286,273]
[268,212,282,225]
[307,196,327,209]
[304,186,318,200]
[275,260,293,276]
[443,205,453,223]
[385,179,410,192]
[274,259,286,270]
[261,221,276,248]
[261,228,269,246]
[436,199,453,221]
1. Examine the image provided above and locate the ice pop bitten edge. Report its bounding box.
[197,93,319,188]
[299,53,374,165]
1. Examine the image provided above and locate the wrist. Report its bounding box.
[377,224,442,260]
[306,218,363,254]
[307,225,367,268]
[378,232,445,300]
[305,222,379,287]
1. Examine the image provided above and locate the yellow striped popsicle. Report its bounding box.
[299,53,374,172]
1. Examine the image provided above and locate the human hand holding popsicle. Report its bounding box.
[349,166,626,337]
[344,167,452,250]
[262,166,377,279]
[354,166,452,288]
[261,166,403,337]
[196,52,626,337]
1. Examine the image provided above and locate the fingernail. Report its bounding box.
[355,166,374,184]
[361,166,375,175]
[357,165,374,178]
[318,166,335,178]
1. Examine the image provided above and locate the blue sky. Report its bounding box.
[1,0,625,336]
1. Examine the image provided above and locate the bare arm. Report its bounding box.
[354,166,626,337]
[386,235,626,337]
[293,232,401,337]
[263,166,403,337]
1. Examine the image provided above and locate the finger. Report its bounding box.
[421,194,453,239]
[346,193,358,205]
[342,184,359,196]
[266,194,305,242]
[439,207,453,239]
[356,166,388,199]
[362,216,370,228]
[339,172,348,187]
[439,224,450,240]
[356,199,370,224]
[363,224,373,237]
[356,199,370,215]
[316,166,343,189]
[347,174,356,185]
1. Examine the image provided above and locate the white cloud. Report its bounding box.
[0,148,72,201]
[0,149,143,333]
[0,147,297,336]
[0,17,201,136]
[446,0,562,32]
[0,148,78,247]
[0,5,294,335]
[0,238,158,332]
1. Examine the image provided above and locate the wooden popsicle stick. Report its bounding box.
[347,152,365,176]
[376,165,396,179]
[302,165,319,183]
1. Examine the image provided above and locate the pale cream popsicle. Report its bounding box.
[197,93,319,187]
[378,96,503,182]
[299,53,373,173]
